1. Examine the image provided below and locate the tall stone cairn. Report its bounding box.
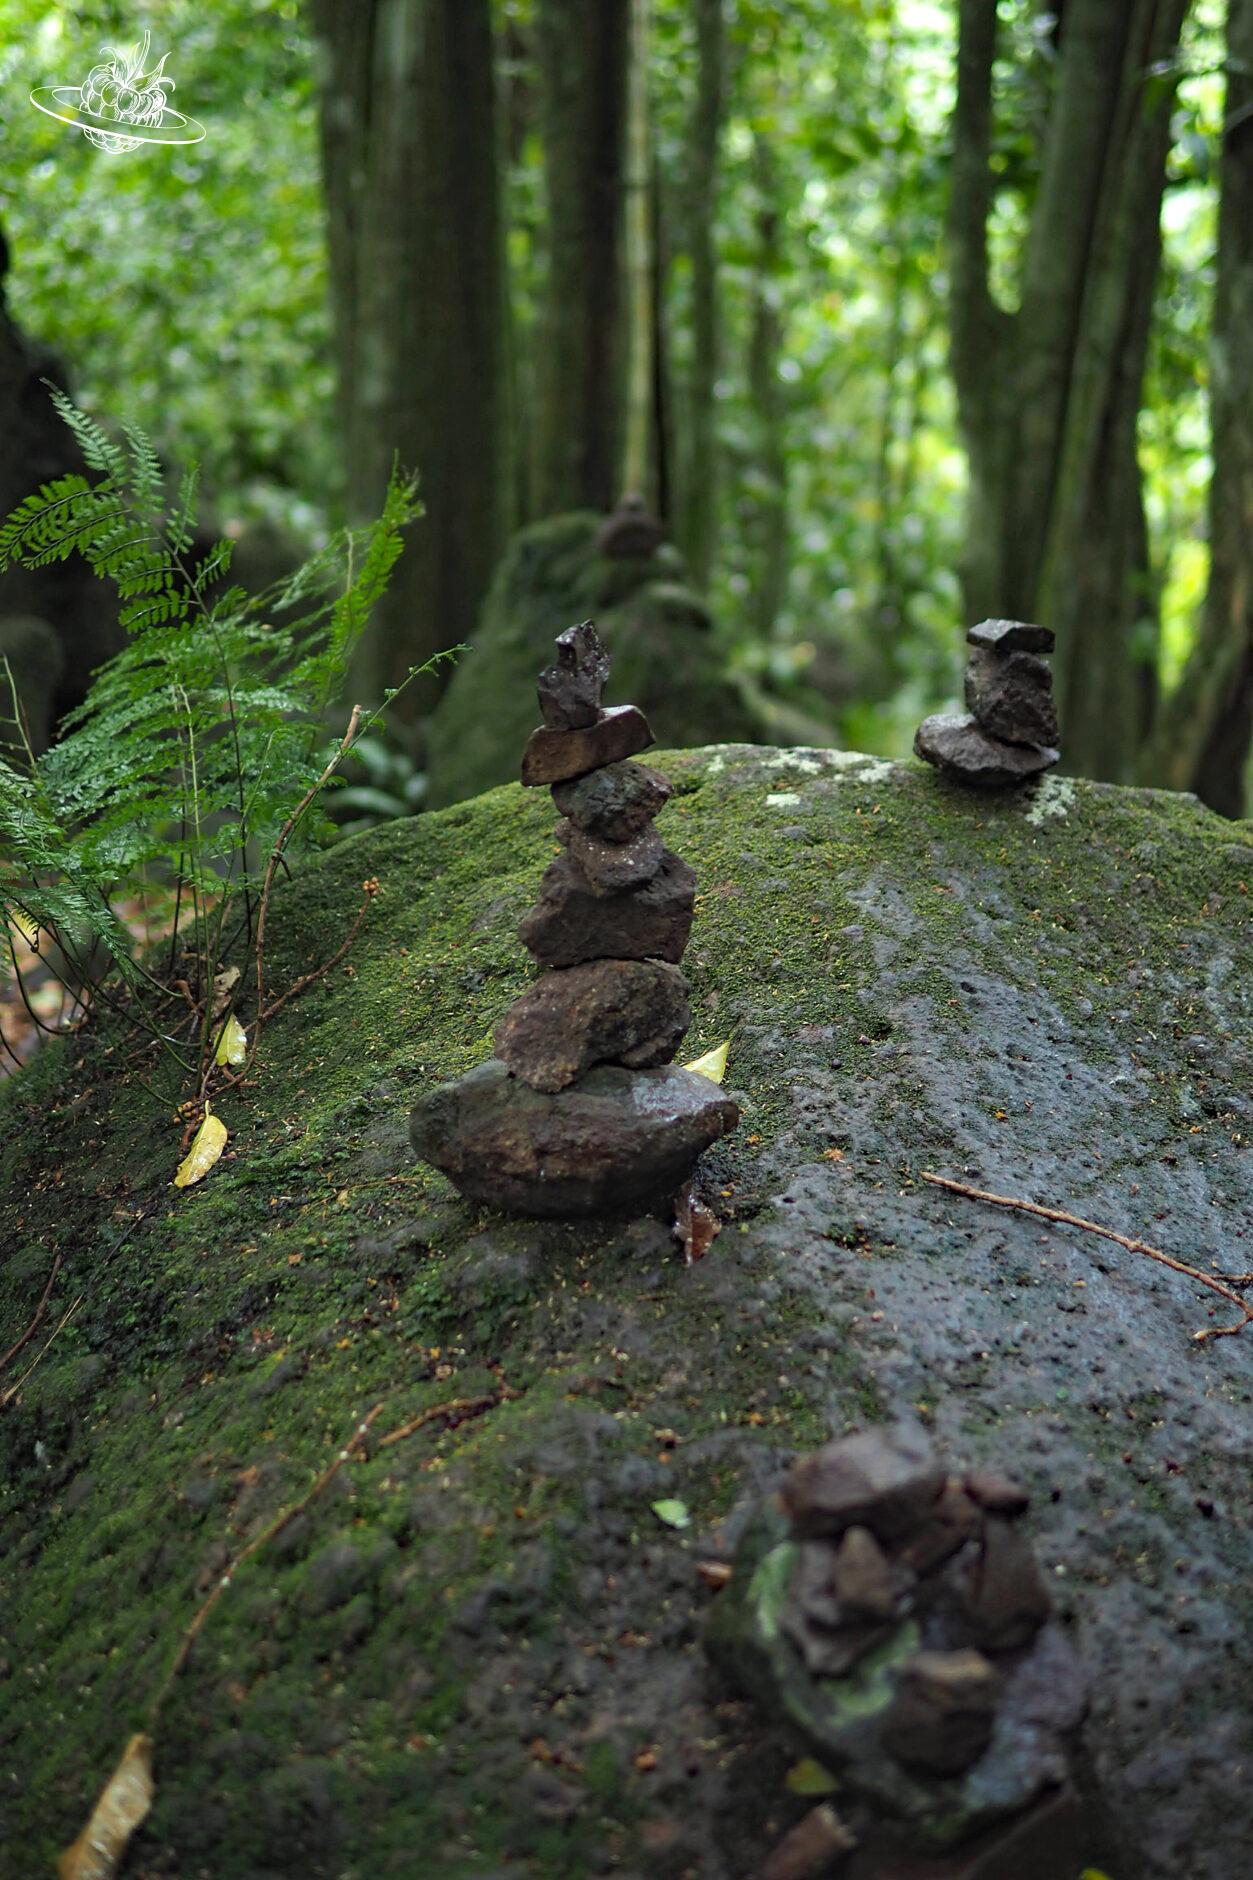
[409,621,738,1217]
[915,618,1060,788]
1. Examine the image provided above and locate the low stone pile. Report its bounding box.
[708,1422,1096,1876]
[915,618,1060,788]
[410,620,737,1217]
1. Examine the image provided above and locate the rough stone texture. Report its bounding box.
[520,703,654,786]
[966,618,1056,655]
[881,1650,1000,1776]
[493,959,690,1092]
[408,1058,739,1215]
[963,1514,1052,1651]
[709,1494,1089,1853]
[424,510,763,808]
[536,619,609,729]
[518,847,696,967]
[555,815,665,889]
[2,746,1251,1878]
[965,647,1059,749]
[914,712,1058,787]
[552,757,673,841]
[782,1422,946,1543]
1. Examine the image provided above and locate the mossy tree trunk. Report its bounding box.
[947,0,1188,783]
[313,0,509,720]
[678,0,725,587]
[533,0,630,516]
[1141,0,1253,816]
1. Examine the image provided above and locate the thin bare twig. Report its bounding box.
[146,1399,387,1721]
[0,1251,62,1376]
[146,1381,512,1723]
[1,1294,83,1406]
[920,1171,1253,1343]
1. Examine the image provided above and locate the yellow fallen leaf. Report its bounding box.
[173,1106,228,1188]
[785,1756,838,1796]
[214,1013,248,1067]
[683,1039,729,1084]
[59,1732,154,1879]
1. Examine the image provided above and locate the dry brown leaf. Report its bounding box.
[673,1180,721,1264]
[58,1732,154,1880]
[210,965,241,1017]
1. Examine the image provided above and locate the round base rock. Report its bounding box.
[914,712,1058,788]
[410,1058,738,1217]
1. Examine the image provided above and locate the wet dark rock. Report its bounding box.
[592,494,667,560]
[781,1422,946,1544]
[555,816,665,889]
[518,848,696,968]
[881,1650,1000,1776]
[493,959,690,1093]
[897,1479,981,1576]
[964,1470,1030,1519]
[965,618,1056,655]
[536,619,609,729]
[831,1525,907,1620]
[520,703,654,787]
[552,758,672,841]
[914,713,1058,788]
[409,1059,738,1216]
[963,1514,1052,1651]
[964,648,1059,749]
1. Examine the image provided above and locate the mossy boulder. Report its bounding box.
[1,748,1251,1879]
[423,512,764,809]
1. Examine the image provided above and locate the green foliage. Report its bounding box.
[0,395,431,1090]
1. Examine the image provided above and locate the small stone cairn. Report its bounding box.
[915,618,1060,788]
[708,1423,1094,1874]
[409,621,738,1217]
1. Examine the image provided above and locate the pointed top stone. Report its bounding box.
[537,619,611,729]
[966,618,1056,655]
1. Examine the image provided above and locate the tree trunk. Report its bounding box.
[947,0,1189,781]
[313,0,508,720]
[678,0,724,587]
[1141,0,1253,815]
[621,0,654,503]
[747,137,788,642]
[533,0,630,515]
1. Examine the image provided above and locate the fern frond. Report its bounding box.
[45,382,126,478]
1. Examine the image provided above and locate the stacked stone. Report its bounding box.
[709,1424,1093,1875]
[915,618,1060,788]
[409,621,737,1218]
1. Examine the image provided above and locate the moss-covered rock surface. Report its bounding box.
[1,746,1250,1880]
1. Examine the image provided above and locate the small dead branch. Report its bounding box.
[1,1294,83,1407]
[920,1171,1253,1343]
[147,1380,512,1722]
[258,877,377,1025]
[147,1397,387,1721]
[0,1251,62,1377]
[377,1384,515,1450]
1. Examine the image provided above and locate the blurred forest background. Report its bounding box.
[1,0,1250,820]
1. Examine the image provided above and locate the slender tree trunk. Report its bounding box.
[621,0,654,503]
[533,0,630,515]
[679,0,724,587]
[947,0,1188,781]
[313,0,508,719]
[1142,0,1253,814]
[747,137,788,641]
